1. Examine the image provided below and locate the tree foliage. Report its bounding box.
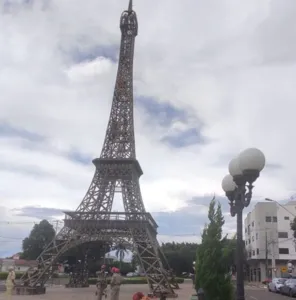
[21,220,111,269]
[160,242,198,276]
[222,235,248,274]
[21,220,56,260]
[195,197,233,300]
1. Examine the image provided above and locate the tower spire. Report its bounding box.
[128,0,132,12]
[100,0,138,159]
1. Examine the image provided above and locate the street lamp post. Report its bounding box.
[222,148,266,300]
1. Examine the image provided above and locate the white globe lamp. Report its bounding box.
[228,157,243,177]
[221,174,236,193]
[238,148,265,182]
[238,148,265,172]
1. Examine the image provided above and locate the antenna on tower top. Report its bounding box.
[128,0,133,12]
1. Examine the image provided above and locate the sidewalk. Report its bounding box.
[244,281,266,289]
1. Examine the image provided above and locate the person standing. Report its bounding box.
[110,267,122,300]
[168,268,179,289]
[133,292,145,300]
[5,266,16,299]
[96,265,108,300]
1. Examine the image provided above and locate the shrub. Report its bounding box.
[0,272,184,286]
[0,272,23,280]
[88,276,184,285]
[0,272,63,280]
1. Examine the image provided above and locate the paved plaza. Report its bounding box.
[0,282,194,300]
[0,281,284,300]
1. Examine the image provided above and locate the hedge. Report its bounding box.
[0,272,62,280]
[0,272,184,285]
[0,272,23,280]
[88,277,184,285]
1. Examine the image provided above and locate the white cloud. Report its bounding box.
[0,0,295,255]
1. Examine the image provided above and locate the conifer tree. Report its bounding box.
[195,197,233,300]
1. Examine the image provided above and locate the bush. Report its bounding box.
[0,272,184,286]
[0,272,65,280]
[0,272,23,280]
[88,276,184,285]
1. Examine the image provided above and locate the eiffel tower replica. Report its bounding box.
[20,0,177,298]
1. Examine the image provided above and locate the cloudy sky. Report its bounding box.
[1,0,296,258]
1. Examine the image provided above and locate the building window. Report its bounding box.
[278,232,288,238]
[252,250,255,256]
[245,240,247,245]
[273,216,278,222]
[248,225,250,234]
[266,216,272,222]
[256,248,259,255]
[245,228,247,233]
[252,221,254,227]
[248,239,250,244]
[256,233,258,240]
[284,216,290,220]
[252,236,254,241]
[279,248,289,254]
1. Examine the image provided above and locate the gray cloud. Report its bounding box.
[13,206,64,220]
[265,163,283,170]
[254,0,296,65]
[1,0,296,256]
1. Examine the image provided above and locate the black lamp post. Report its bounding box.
[222,148,266,300]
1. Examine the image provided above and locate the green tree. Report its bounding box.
[222,235,248,275]
[21,220,55,260]
[160,242,198,276]
[195,197,233,300]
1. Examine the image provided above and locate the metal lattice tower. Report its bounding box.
[20,0,177,298]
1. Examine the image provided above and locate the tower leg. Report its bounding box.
[131,228,177,298]
[122,178,177,298]
[20,227,86,291]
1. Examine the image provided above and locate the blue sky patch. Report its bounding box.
[136,97,207,148]
[0,122,44,142]
[136,96,187,127]
[66,44,119,64]
[67,149,93,165]
[161,127,206,148]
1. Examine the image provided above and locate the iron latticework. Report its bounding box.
[20,0,177,298]
[65,251,89,288]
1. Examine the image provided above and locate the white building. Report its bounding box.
[244,201,296,282]
[0,259,37,272]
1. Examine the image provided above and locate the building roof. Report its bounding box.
[0,258,37,267]
[15,259,37,266]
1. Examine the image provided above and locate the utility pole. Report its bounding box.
[52,220,60,235]
[265,231,269,278]
[270,217,277,278]
[265,228,276,278]
[270,232,276,278]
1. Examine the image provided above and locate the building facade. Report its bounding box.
[0,259,37,272]
[244,201,296,281]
